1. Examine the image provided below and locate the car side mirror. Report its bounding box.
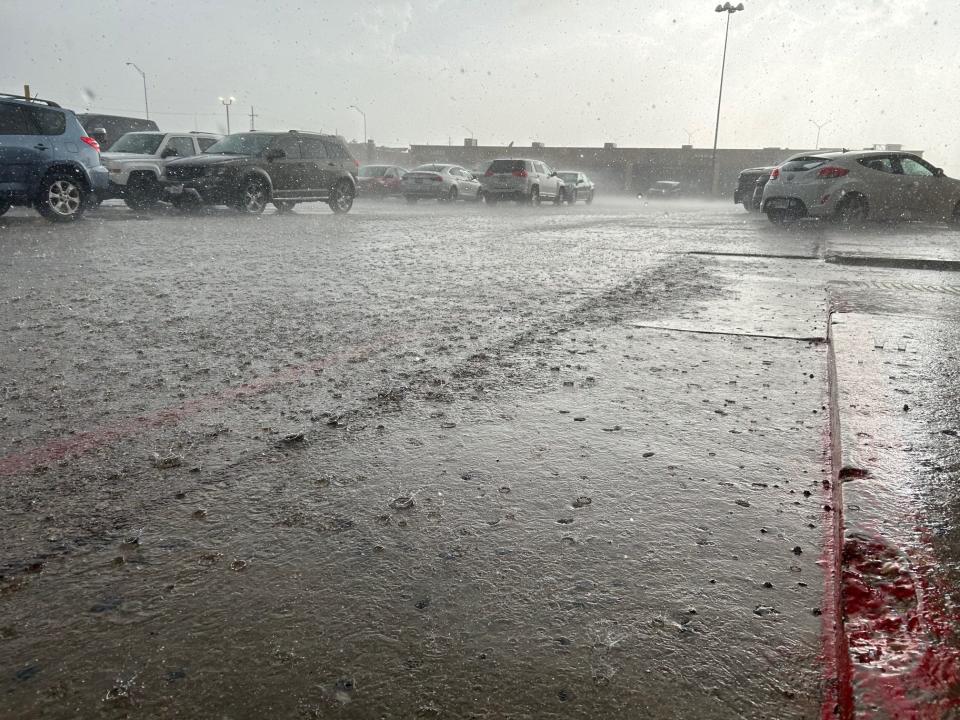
[934,167,945,177]
[91,128,107,146]
[550,171,558,177]
[265,148,285,161]
[161,148,179,158]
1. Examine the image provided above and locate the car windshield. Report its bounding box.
[411,164,446,172]
[558,173,578,182]
[203,133,274,156]
[359,166,389,177]
[108,133,164,154]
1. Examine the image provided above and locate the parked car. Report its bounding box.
[357,164,407,197]
[645,180,683,198]
[401,164,484,203]
[557,171,595,204]
[163,130,358,214]
[77,113,159,150]
[100,131,221,209]
[734,166,774,211]
[761,151,960,224]
[480,158,565,205]
[0,93,108,222]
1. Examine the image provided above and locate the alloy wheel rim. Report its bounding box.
[335,184,353,211]
[244,183,266,212]
[48,180,81,216]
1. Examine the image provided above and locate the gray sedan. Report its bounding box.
[401,164,484,203]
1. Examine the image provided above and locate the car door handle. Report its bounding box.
[34,144,48,151]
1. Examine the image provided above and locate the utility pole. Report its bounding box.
[810,119,831,149]
[125,62,149,119]
[219,96,235,134]
[249,106,258,131]
[710,2,745,196]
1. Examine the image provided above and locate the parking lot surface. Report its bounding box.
[2,199,959,718]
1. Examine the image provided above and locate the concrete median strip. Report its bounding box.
[827,311,960,718]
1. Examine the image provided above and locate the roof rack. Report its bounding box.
[0,92,61,108]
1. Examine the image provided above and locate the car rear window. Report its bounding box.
[488,160,525,174]
[780,157,830,173]
[322,139,350,159]
[0,103,65,135]
[359,166,388,177]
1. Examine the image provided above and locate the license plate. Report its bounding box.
[167,184,184,195]
[766,198,788,209]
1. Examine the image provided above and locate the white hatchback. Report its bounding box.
[761,151,960,224]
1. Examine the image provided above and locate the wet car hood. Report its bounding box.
[101,152,157,163]
[166,153,253,168]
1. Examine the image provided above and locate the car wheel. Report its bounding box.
[124,175,161,211]
[238,176,269,214]
[529,186,541,206]
[835,194,868,224]
[567,189,578,205]
[406,196,418,204]
[475,189,486,204]
[950,201,960,225]
[585,191,594,205]
[445,186,458,202]
[766,209,797,224]
[0,198,10,217]
[329,180,355,214]
[273,201,297,213]
[553,188,563,206]
[36,173,87,222]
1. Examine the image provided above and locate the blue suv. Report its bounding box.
[0,94,109,222]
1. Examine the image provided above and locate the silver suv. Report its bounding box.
[481,158,565,205]
[101,131,221,209]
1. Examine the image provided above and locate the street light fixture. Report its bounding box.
[810,119,831,149]
[219,96,235,134]
[125,62,149,120]
[710,2,745,196]
[348,105,367,146]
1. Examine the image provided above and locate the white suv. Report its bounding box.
[101,131,221,209]
[481,158,566,205]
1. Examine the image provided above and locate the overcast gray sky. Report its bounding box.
[4,0,959,169]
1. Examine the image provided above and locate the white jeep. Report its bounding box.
[100,131,221,209]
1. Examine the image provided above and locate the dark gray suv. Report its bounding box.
[164,131,359,214]
[0,94,109,222]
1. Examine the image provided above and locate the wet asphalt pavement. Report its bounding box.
[2,199,959,718]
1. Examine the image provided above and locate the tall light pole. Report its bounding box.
[348,105,367,146]
[125,62,149,120]
[219,96,235,134]
[710,2,745,196]
[810,119,831,149]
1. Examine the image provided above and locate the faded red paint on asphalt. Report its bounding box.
[0,337,396,477]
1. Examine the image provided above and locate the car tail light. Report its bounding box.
[512,169,528,177]
[81,136,100,153]
[484,169,494,176]
[354,159,360,169]
[770,167,780,180]
[817,166,849,179]
[431,175,442,182]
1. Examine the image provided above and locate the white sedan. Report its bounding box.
[761,151,960,224]
[401,164,484,203]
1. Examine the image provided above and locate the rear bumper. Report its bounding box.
[88,166,110,193]
[402,184,446,198]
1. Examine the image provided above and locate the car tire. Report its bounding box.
[445,186,458,202]
[585,191,594,205]
[834,194,868,224]
[36,172,87,222]
[273,201,297,213]
[406,196,418,204]
[529,186,541,206]
[329,180,355,214]
[567,189,578,205]
[238,176,269,214]
[952,201,960,225]
[475,189,485,204]
[124,175,161,211]
[0,198,10,217]
[766,209,797,224]
[553,188,563,206]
